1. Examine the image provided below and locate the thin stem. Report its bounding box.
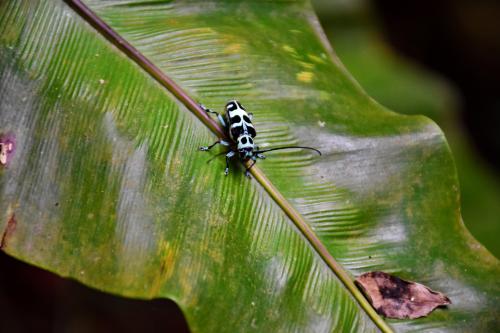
[65,0,226,140]
[66,1,392,332]
[247,162,392,332]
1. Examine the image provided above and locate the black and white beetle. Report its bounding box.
[199,100,321,177]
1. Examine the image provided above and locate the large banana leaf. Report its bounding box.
[0,1,498,332]
[313,0,500,258]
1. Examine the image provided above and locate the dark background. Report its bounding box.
[0,252,190,333]
[315,0,500,255]
[375,0,500,171]
[1,1,499,332]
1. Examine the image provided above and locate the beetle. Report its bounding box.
[199,100,321,177]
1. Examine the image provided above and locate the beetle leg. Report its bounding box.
[225,150,236,175]
[200,104,227,128]
[245,159,257,178]
[217,114,227,128]
[199,141,218,151]
[199,139,230,151]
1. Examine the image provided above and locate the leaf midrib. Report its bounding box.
[65,1,392,332]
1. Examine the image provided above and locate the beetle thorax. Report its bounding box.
[226,100,256,141]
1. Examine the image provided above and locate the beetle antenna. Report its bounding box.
[206,151,229,164]
[254,146,321,155]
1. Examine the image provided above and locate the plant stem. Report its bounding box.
[66,1,393,331]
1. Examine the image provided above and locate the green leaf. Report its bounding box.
[0,1,498,332]
[314,2,500,258]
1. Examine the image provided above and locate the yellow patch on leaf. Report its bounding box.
[224,43,242,54]
[296,71,313,83]
[282,45,296,54]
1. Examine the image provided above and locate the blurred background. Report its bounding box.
[313,0,500,257]
[1,0,499,332]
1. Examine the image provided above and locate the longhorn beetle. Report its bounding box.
[199,100,321,177]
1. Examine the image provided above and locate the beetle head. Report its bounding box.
[237,134,255,159]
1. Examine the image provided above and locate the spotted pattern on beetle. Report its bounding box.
[226,101,256,140]
[198,100,321,178]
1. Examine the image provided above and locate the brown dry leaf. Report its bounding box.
[355,271,451,319]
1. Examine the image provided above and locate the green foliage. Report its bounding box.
[0,1,498,332]
[314,0,500,257]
